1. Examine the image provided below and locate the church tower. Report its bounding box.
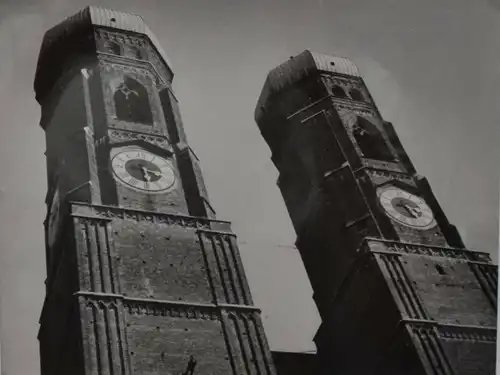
[255,51,498,374]
[35,7,276,375]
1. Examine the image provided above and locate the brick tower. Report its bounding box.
[35,7,276,375]
[254,51,498,374]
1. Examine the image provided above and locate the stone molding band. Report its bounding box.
[75,291,261,320]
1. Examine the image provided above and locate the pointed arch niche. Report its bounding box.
[352,116,394,161]
[349,88,365,102]
[113,76,154,125]
[124,45,144,60]
[104,40,122,55]
[331,85,347,98]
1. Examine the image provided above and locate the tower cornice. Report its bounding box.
[68,201,232,230]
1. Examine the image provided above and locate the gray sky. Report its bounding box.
[0,1,498,374]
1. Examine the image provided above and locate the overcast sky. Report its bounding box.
[0,1,499,374]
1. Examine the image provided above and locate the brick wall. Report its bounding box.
[127,313,232,375]
[113,220,212,302]
[403,256,496,326]
[440,336,497,375]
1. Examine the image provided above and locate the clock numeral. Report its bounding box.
[128,177,139,186]
[117,170,128,179]
[160,166,175,177]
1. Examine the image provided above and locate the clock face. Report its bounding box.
[111,149,176,193]
[378,187,435,230]
[47,187,61,248]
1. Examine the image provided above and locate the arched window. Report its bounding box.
[113,76,154,125]
[331,85,347,98]
[104,40,121,55]
[125,45,143,60]
[352,117,394,161]
[350,88,364,102]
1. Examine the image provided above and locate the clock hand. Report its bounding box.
[407,205,422,218]
[141,167,162,178]
[139,165,152,182]
[395,202,414,218]
[395,202,422,219]
[148,170,162,178]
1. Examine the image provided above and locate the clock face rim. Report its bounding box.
[47,187,61,247]
[111,148,177,193]
[378,187,436,230]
